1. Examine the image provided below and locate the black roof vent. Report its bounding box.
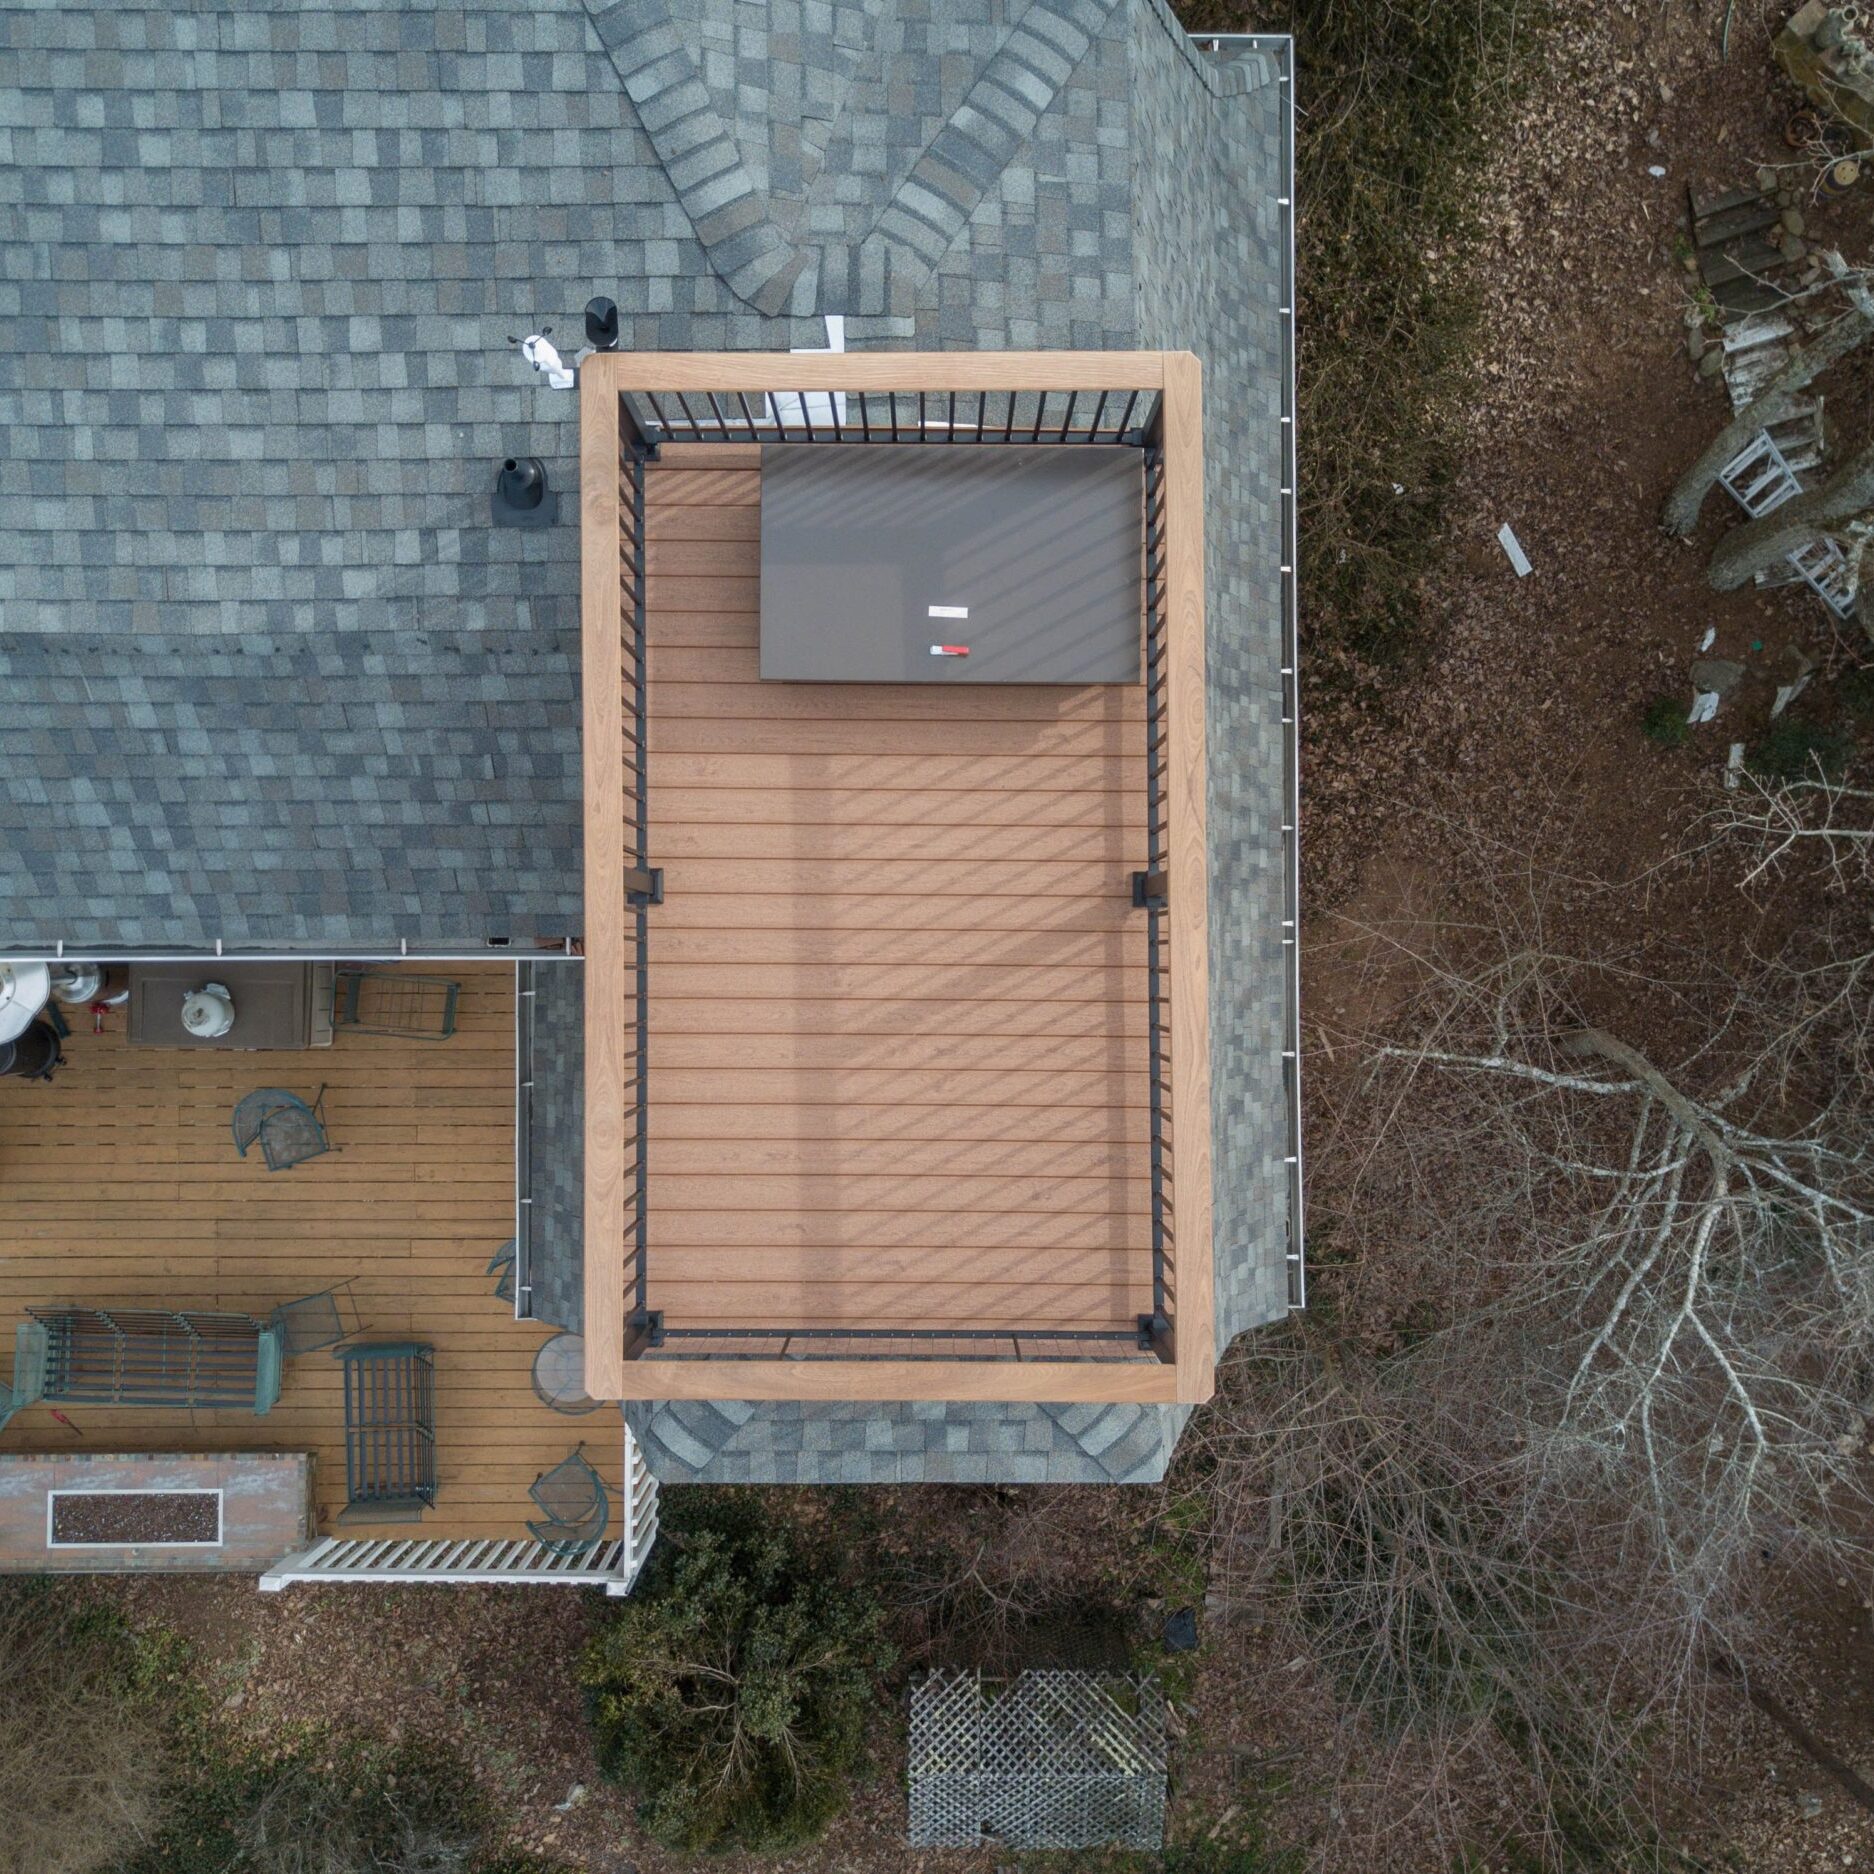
[585,295,621,350]
[492,457,558,530]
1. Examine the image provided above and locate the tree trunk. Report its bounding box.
[1662,305,1874,537]
[1708,437,1874,591]
[1855,537,1874,644]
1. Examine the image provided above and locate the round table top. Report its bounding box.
[532,1331,600,1414]
[0,962,50,1044]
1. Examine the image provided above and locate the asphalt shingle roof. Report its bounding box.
[0,0,1294,1483]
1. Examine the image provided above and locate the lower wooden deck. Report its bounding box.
[642,446,1155,1337]
[0,965,623,1546]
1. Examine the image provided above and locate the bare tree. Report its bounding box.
[1187,823,1874,1865]
[1695,764,1874,1089]
[1699,765,1874,887]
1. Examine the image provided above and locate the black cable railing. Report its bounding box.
[617,381,1168,1365]
[623,387,1160,449]
[642,1326,1154,1362]
[620,430,654,1340]
[1140,446,1172,1343]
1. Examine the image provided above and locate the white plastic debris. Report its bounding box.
[1698,626,1717,652]
[1647,164,1668,178]
[512,329,575,390]
[1688,690,1721,725]
[1771,646,1816,719]
[1725,742,1745,789]
[1496,523,1532,577]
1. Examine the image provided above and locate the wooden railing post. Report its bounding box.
[581,359,629,1400]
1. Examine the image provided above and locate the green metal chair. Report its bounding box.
[232,1087,331,1172]
[0,1323,46,1433]
[26,1308,280,1414]
[487,1239,517,1307]
[332,970,460,1040]
[270,1280,363,1355]
[527,1443,609,1554]
[338,1343,436,1523]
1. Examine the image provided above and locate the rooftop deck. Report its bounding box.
[642,444,1154,1339]
[582,354,1213,1405]
[0,964,623,1545]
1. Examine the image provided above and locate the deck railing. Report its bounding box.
[258,1424,658,1595]
[620,386,1161,448]
[619,429,654,1345]
[1139,446,1173,1347]
[582,354,1213,1404]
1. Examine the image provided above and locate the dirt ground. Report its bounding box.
[1299,0,1874,1867]
[72,4,1874,1870]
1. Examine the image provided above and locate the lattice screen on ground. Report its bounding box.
[907,1669,1168,1850]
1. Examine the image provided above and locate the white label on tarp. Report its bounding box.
[928,604,969,618]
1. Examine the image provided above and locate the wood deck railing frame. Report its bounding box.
[581,351,1211,1406]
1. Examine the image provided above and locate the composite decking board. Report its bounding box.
[655,859,1139,897]
[641,451,1153,1341]
[655,823,1143,864]
[643,1031,1140,1071]
[647,1068,1152,1105]
[646,896,1143,936]
[0,965,625,1543]
[653,928,1145,966]
[653,789,1148,826]
[651,1102,1147,1139]
[649,719,1136,758]
[646,680,1146,726]
[652,753,1140,791]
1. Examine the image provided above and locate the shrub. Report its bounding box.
[131,1732,498,1874]
[1641,695,1690,747]
[581,1508,894,1851]
[1839,664,1874,723]
[1748,716,1853,783]
[0,1584,170,1874]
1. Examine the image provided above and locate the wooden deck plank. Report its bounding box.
[655,821,1140,865]
[634,443,1155,1365]
[0,965,624,1545]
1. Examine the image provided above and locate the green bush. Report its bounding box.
[1748,716,1853,783]
[0,1584,171,1874]
[128,1731,505,1874]
[581,1509,894,1852]
[1641,695,1690,747]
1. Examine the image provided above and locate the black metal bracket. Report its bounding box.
[1131,870,1166,911]
[626,1309,665,1354]
[1137,1312,1172,1356]
[625,867,663,907]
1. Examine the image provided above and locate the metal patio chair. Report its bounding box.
[332,969,460,1040]
[527,1443,609,1554]
[269,1279,363,1356]
[338,1342,436,1523]
[27,1307,282,1414]
[531,1331,599,1415]
[232,1086,331,1172]
[0,1322,46,1433]
[487,1239,517,1307]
